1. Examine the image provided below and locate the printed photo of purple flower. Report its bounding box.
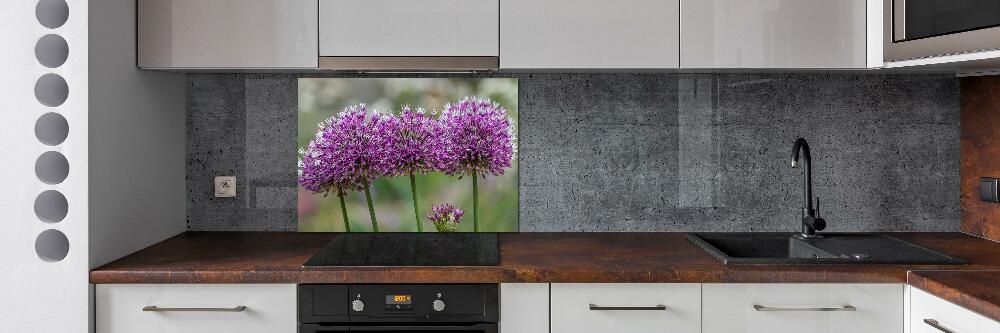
[440,96,517,231]
[297,78,518,233]
[379,106,449,232]
[426,203,464,232]
[298,104,392,232]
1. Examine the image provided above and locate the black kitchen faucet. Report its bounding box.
[791,138,826,238]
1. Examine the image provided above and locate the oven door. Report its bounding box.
[885,0,1000,61]
[300,323,498,333]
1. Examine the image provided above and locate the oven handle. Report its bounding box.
[348,323,497,332]
[299,323,498,332]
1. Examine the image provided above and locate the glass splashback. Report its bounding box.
[297,78,519,232]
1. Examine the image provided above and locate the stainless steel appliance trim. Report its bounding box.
[588,304,667,311]
[753,304,856,312]
[884,0,1000,62]
[142,305,247,312]
[923,319,955,333]
[318,56,498,71]
[892,0,905,41]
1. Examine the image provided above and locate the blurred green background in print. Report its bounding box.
[297,78,519,232]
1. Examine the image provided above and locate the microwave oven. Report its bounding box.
[884,0,1000,62]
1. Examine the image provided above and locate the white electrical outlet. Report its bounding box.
[214,176,236,198]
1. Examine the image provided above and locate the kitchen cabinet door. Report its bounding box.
[319,0,499,57]
[501,0,680,69]
[500,283,548,333]
[702,283,903,333]
[910,286,1000,333]
[551,283,700,333]
[680,0,870,68]
[138,0,318,69]
[96,284,297,333]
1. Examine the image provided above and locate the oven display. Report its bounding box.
[386,295,412,304]
[385,295,414,311]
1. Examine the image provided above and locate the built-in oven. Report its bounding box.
[298,284,498,333]
[884,0,1000,61]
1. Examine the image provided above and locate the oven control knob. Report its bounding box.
[432,299,446,312]
[351,299,365,312]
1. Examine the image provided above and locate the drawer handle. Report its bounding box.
[589,304,667,311]
[923,319,956,333]
[753,304,856,312]
[142,306,247,312]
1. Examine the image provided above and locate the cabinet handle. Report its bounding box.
[753,304,856,312]
[589,304,667,311]
[923,319,955,333]
[142,306,247,312]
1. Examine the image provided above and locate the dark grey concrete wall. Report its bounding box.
[186,73,960,232]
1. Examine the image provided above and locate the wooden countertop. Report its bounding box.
[89,231,1000,321]
[91,232,1000,284]
[908,270,1000,322]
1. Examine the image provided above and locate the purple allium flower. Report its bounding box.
[298,104,393,194]
[377,106,450,176]
[440,97,517,176]
[426,203,464,232]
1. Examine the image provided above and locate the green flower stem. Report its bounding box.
[362,179,379,232]
[472,171,479,232]
[337,189,351,232]
[409,174,423,232]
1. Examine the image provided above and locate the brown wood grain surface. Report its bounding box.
[91,232,1000,284]
[909,270,1000,322]
[961,76,1000,242]
[89,232,1000,321]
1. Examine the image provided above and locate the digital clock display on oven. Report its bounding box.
[386,295,412,305]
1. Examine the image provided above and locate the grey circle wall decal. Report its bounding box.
[35,112,69,146]
[35,34,68,68]
[35,229,69,262]
[34,190,68,223]
[34,73,69,107]
[35,0,69,29]
[35,151,69,185]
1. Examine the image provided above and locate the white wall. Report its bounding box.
[0,0,185,331]
[0,0,90,330]
[88,0,187,270]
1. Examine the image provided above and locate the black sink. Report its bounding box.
[687,233,966,265]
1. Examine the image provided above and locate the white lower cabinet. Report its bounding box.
[94,282,998,333]
[702,283,904,333]
[551,283,701,333]
[910,286,1000,333]
[96,284,297,333]
[500,283,549,333]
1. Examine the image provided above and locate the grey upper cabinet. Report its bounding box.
[318,0,499,70]
[132,0,879,70]
[501,0,680,69]
[319,0,498,57]
[680,0,872,69]
[138,0,318,69]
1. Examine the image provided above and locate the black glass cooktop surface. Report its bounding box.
[303,233,500,266]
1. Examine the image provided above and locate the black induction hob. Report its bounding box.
[303,233,500,266]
